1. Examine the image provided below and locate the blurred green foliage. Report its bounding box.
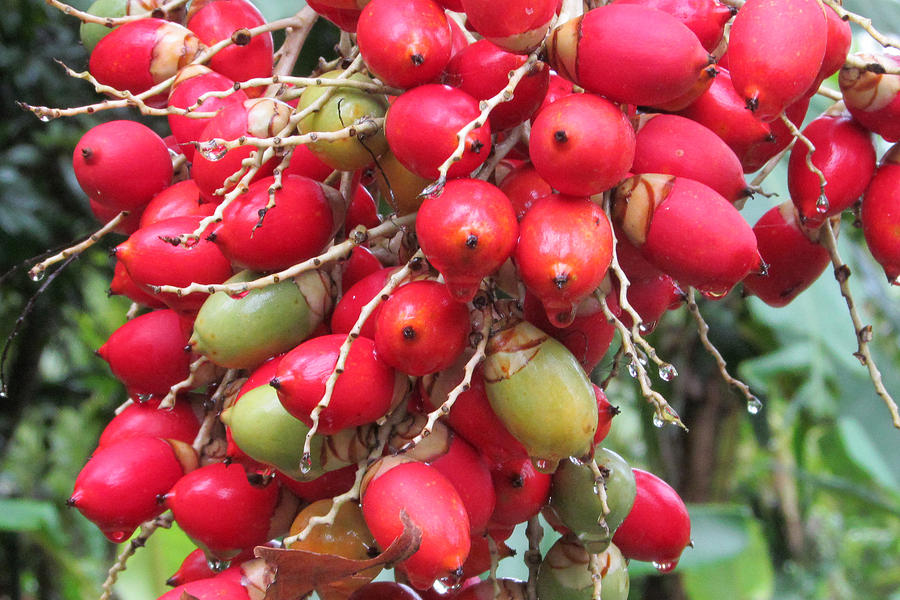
[2,1,900,600]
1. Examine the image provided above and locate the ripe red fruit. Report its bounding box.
[385,85,492,180]
[185,0,274,90]
[99,397,201,449]
[861,144,900,283]
[73,120,173,212]
[444,40,550,132]
[727,0,827,121]
[345,184,380,232]
[109,260,167,308]
[89,18,203,108]
[812,4,852,93]
[612,468,691,569]
[157,577,250,600]
[416,179,518,302]
[163,462,294,560]
[612,174,762,298]
[593,386,618,445]
[96,309,194,398]
[331,267,398,340]
[275,463,357,502]
[488,456,552,527]
[742,201,831,307]
[357,0,452,89]
[342,245,383,291]
[375,280,471,376]
[283,143,335,182]
[209,174,344,271]
[361,457,471,590]
[89,199,144,234]
[114,216,235,312]
[460,0,557,53]
[515,194,614,327]
[307,0,362,32]
[167,65,250,161]
[273,334,399,434]
[839,54,900,143]
[139,180,215,229]
[498,162,554,221]
[549,4,713,107]
[69,436,198,542]
[787,109,876,227]
[613,0,733,52]
[529,93,635,196]
[612,233,683,332]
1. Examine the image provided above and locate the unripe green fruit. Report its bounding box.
[190,269,333,369]
[298,70,390,171]
[548,448,636,552]
[536,537,629,600]
[483,320,597,473]
[80,0,161,53]
[221,384,326,480]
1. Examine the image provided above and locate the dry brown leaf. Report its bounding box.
[255,511,422,600]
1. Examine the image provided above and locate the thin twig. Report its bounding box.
[819,221,900,428]
[525,516,544,600]
[45,0,187,25]
[820,0,900,52]
[780,113,829,215]
[748,138,796,192]
[158,356,210,410]
[589,553,604,600]
[28,212,127,281]
[476,123,525,181]
[97,514,174,600]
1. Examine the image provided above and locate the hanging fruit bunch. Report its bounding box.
[12,0,900,598]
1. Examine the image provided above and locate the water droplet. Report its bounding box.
[652,413,665,428]
[638,355,647,366]
[627,361,638,378]
[652,560,677,573]
[227,289,250,300]
[747,397,763,415]
[0,390,7,400]
[206,557,231,573]
[638,321,657,334]
[38,114,52,122]
[136,393,152,402]
[658,364,678,381]
[199,139,228,161]
[299,453,313,474]
[29,269,46,282]
[437,575,462,592]
[106,530,130,543]
[815,195,830,214]
[700,288,728,300]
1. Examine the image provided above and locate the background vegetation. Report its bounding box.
[1,1,899,599]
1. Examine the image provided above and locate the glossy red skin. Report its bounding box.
[614,0,733,51]
[70,437,189,542]
[375,281,471,376]
[556,5,712,106]
[357,0,452,89]
[515,194,614,328]
[529,94,635,196]
[342,245,383,291]
[167,547,255,587]
[348,582,424,600]
[522,292,615,374]
[238,354,284,396]
[861,150,900,282]
[165,462,280,559]
[460,531,514,579]
[362,461,471,590]
[307,0,361,31]
[283,143,334,181]
[191,98,290,202]
[429,435,496,534]
[676,68,810,173]
[498,162,554,220]
[74,120,173,211]
[416,179,518,302]
[444,40,550,131]
[460,0,556,52]
[186,0,273,88]
[612,468,691,565]
[728,0,826,121]
[96,309,194,398]
[274,334,397,433]
[613,232,682,331]
[114,216,235,312]
[89,199,144,235]
[385,85,492,180]
[167,67,250,161]
[811,5,852,92]
[158,577,250,600]
[275,463,357,501]
[99,397,200,449]
[743,202,830,306]
[346,184,380,232]
[633,114,748,204]
[593,385,616,445]
[421,367,529,467]
[488,456,552,527]
[110,260,167,308]
[618,176,761,297]
[139,180,215,229]
[531,72,576,124]
[331,267,396,339]
[211,174,338,271]
[788,113,876,227]
[90,19,202,107]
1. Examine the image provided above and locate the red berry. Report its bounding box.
[460,0,557,53]
[99,396,200,449]
[861,144,900,283]
[139,180,215,229]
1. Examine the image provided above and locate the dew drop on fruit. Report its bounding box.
[198,139,228,162]
[658,364,678,381]
[29,269,46,282]
[206,557,231,573]
[816,195,830,214]
[638,321,656,334]
[107,530,130,543]
[299,452,313,474]
[747,397,763,415]
[627,360,638,378]
[652,559,677,573]
[652,413,665,428]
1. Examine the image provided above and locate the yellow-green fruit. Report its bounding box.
[80,0,163,53]
[190,269,332,369]
[536,537,630,600]
[483,320,597,473]
[298,70,389,171]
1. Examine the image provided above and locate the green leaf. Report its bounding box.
[113,523,198,600]
[0,497,60,533]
